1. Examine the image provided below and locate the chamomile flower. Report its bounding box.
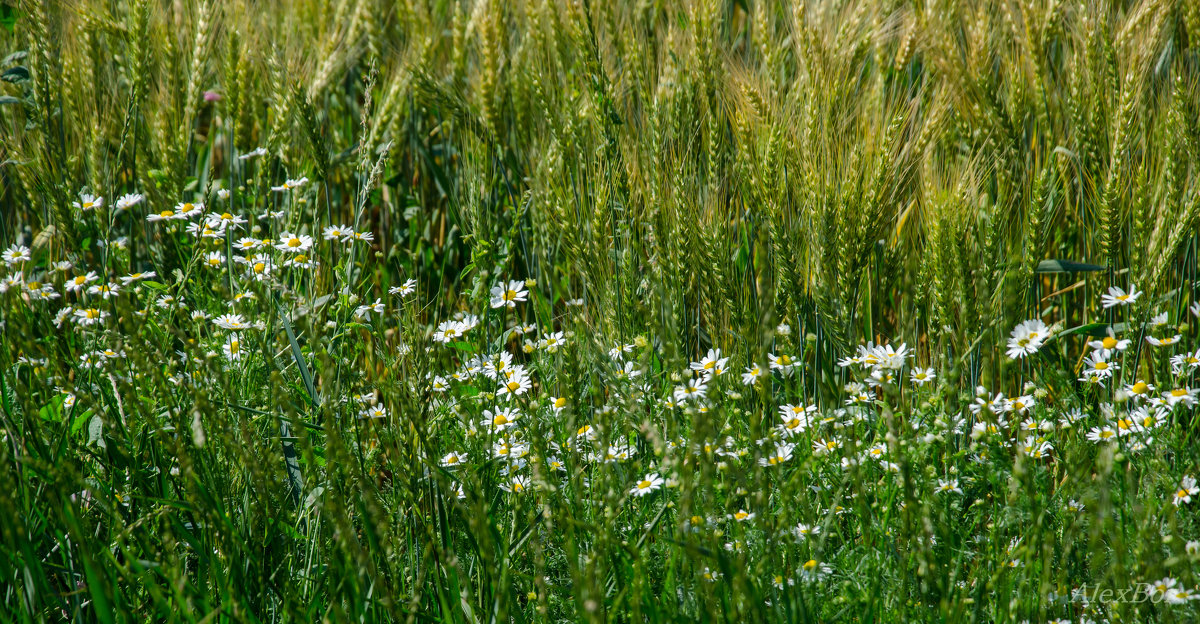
[238,146,267,160]
[1101,285,1141,308]
[741,363,765,386]
[481,407,521,433]
[1165,387,1200,408]
[73,193,104,211]
[275,232,314,253]
[222,334,245,361]
[440,451,467,468]
[489,280,529,309]
[205,211,247,231]
[213,314,250,331]
[323,224,353,241]
[1086,426,1118,443]
[503,475,532,494]
[538,331,565,352]
[389,279,417,297]
[115,193,144,210]
[630,473,664,496]
[86,282,120,299]
[3,244,31,265]
[433,320,464,343]
[1174,477,1198,507]
[271,177,309,192]
[1087,330,1130,353]
[690,348,729,378]
[910,367,936,386]
[119,271,156,285]
[354,298,385,320]
[361,404,388,419]
[673,378,708,402]
[936,479,962,495]
[794,523,822,540]
[74,307,109,326]
[1007,319,1049,359]
[497,370,533,397]
[768,353,796,374]
[1147,334,1183,347]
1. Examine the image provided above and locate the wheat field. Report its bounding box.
[2,0,1200,621]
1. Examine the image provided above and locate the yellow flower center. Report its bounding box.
[1094,361,1108,370]
[221,212,232,220]
[803,560,817,571]
[159,210,174,218]
[554,397,566,409]
[734,511,749,520]
[638,480,652,489]
[1132,382,1148,394]
[1102,336,1118,349]
[1172,389,1188,397]
[493,415,508,426]
[253,262,266,273]
[288,238,301,247]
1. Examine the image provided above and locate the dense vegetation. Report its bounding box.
[2,0,1200,621]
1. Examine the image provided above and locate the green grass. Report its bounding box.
[2,0,1200,621]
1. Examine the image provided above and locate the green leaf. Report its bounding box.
[38,395,64,422]
[1036,259,1105,273]
[71,409,95,435]
[278,304,319,407]
[87,413,106,448]
[0,6,17,33]
[142,280,168,291]
[0,95,19,105]
[448,341,476,353]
